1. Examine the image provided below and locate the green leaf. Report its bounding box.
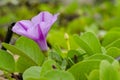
[2,43,37,65]
[16,57,35,73]
[67,50,84,63]
[60,59,68,70]
[100,60,120,80]
[88,69,99,80]
[85,54,114,63]
[67,50,83,58]
[106,39,120,49]
[102,18,120,30]
[2,36,45,66]
[23,66,47,80]
[85,24,99,34]
[112,60,120,70]
[53,45,62,57]
[109,27,120,32]
[68,60,101,80]
[102,31,120,47]
[74,35,93,55]
[44,70,75,80]
[47,30,67,49]
[40,59,59,76]
[48,30,78,49]
[15,36,45,66]
[49,51,62,63]
[106,47,120,58]
[80,32,102,53]
[0,50,15,72]
[74,32,102,55]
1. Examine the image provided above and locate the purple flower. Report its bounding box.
[12,11,59,51]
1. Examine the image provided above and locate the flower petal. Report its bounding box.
[44,13,59,37]
[52,13,59,24]
[19,20,33,29]
[31,11,53,24]
[36,24,48,51]
[12,11,59,51]
[12,21,27,36]
[36,38,48,51]
[26,24,40,39]
[38,22,47,36]
[26,24,48,51]
[12,20,33,36]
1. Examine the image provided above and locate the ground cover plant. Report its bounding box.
[1,11,120,80]
[1,0,120,80]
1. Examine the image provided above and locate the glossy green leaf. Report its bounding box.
[67,50,84,63]
[112,60,120,70]
[16,57,35,73]
[68,60,101,80]
[85,54,114,63]
[102,31,120,47]
[49,51,62,63]
[53,45,62,56]
[106,47,120,58]
[67,50,83,58]
[102,18,120,30]
[15,36,45,66]
[80,32,102,53]
[100,60,120,80]
[2,43,37,65]
[0,50,15,72]
[47,30,67,49]
[48,30,78,49]
[88,69,99,80]
[23,66,47,80]
[74,32,102,55]
[44,70,75,80]
[109,27,120,32]
[85,24,99,34]
[40,59,59,76]
[60,59,68,70]
[106,39,120,49]
[74,35,93,55]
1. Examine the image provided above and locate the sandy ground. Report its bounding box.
[0,71,7,80]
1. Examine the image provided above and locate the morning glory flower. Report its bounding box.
[12,11,59,51]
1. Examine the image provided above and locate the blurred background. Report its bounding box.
[0,0,120,49]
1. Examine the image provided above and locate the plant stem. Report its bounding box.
[42,50,48,57]
[4,72,13,80]
[1,23,15,50]
[64,33,70,50]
